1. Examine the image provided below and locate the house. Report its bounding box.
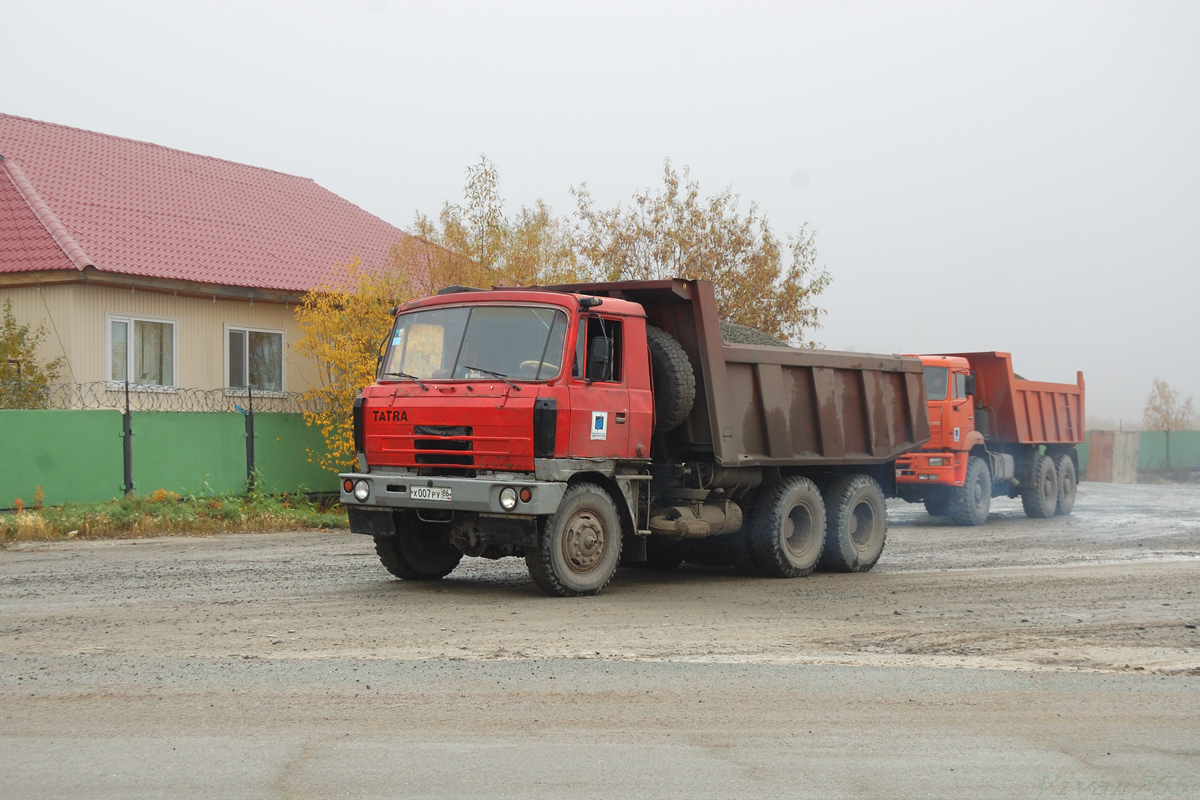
[0,113,410,397]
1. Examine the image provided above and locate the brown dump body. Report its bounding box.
[951,351,1085,446]
[540,279,930,468]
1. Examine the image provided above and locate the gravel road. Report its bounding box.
[2,482,1198,798]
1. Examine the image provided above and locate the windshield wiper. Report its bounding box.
[462,365,521,391]
[380,371,429,390]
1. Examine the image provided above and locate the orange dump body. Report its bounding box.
[958,351,1084,446]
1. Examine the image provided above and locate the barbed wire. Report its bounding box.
[0,380,328,414]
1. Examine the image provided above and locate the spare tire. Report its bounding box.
[646,325,696,432]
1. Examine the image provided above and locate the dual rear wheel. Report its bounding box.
[1022,451,1078,518]
[745,473,888,577]
[1021,452,1060,519]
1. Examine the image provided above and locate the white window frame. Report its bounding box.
[224,323,286,396]
[107,313,178,391]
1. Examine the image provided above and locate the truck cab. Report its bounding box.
[895,355,980,487]
[345,287,653,513]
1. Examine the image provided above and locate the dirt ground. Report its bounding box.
[2,481,1198,674]
[2,481,1198,799]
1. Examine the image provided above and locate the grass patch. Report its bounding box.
[1,486,348,543]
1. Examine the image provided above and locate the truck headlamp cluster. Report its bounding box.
[353,480,371,502]
[499,487,518,511]
[928,457,946,466]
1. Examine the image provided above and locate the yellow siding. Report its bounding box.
[0,283,320,392]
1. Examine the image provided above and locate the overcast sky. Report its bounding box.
[5,0,1197,424]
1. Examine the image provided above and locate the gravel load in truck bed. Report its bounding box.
[719,319,791,347]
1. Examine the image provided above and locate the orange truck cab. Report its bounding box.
[895,352,1084,526]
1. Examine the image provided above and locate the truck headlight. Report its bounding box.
[353,480,371,502]
[499,487,518,511]
[928,457,946,466]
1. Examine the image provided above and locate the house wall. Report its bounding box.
[1,283,320,392]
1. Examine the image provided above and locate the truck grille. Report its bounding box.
[413,425,474,469]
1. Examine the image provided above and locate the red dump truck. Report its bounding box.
[339,278,929,596]
[895,352,1085,525]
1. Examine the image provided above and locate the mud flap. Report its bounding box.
[347,506,395,536]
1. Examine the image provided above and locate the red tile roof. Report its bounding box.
[0,114,409,293]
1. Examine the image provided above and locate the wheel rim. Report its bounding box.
[783,504,816,559]
[1041,469,1055,503]
[562,510,606,574]
[849,500,877,549]
[971,476,985,507]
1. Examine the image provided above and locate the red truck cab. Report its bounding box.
[349,287,653,494]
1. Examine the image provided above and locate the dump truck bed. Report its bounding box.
[950,351,1085,445]
[537,279,930,467]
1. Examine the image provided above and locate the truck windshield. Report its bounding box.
[923,366,949,401]
[382,305,568,382]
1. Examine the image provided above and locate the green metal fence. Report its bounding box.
[2,403,336,508]
[1078,430,1200,476]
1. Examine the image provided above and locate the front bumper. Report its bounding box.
[895,453,962,486]
[338,470,567,516]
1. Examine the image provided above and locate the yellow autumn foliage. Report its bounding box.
[296,156,831,470]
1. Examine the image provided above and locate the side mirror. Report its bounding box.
[587,338,612,382]
[965,374,976,397]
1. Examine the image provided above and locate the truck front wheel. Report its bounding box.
[1021,453,1059,519]
[950,456,991,526]
[747,476,826,578]
[923,491,952,518]
[374,517,463,581]
[527,483,623,597]
[1053,454,1077,515]
[819,474,887,573]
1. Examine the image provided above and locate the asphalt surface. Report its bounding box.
[2,481,1198,799]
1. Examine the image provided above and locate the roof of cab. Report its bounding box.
[400,286,647,317]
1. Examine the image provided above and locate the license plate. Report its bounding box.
[411,486,452,502]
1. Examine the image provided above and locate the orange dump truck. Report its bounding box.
[894,352,1084,525]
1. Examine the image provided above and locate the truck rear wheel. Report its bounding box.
[646,326,696,432]
[374,518,462,581]
[747,476,826,578]
[1021,452,1059,519]
[526,483,622,597]
[819,474,887,573]
[1053,454,1077,515]
[950,456,991,526]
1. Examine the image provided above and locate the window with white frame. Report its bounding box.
[227,326,283,392]
[110,315,175,387]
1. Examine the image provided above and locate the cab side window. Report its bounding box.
[953,372,967,399]
[573,316,622,382]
